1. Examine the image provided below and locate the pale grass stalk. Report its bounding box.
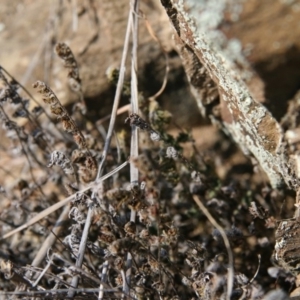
[52,253,102,284]
[96,104,131,126]
[96,180,110,300]
[96,0,133,179]
[123,0,139,298]
[193,195,234,300]
[1,160,128,240]
[98,260,109,299]
[69,1,134,296]
[249,254,261,284]
[32,256,53,287]
[30,205,70,268]
[68,161,128,297]
[67,205,93,297]
[96,2,134,299]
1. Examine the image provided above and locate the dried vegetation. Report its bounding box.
[1,0,300,299]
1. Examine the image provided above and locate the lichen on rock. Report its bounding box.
[161,0,298,189]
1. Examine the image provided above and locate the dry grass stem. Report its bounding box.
[1,160,128,240]
[123,0,140,297]
[193,195,234,300]
[2,1,299,299]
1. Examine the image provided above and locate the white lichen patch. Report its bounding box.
[280,221,288,230]
[166,0,297,188]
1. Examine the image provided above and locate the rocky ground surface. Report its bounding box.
[1,0,300,299]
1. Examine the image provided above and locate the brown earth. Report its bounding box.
[1,0,300,126]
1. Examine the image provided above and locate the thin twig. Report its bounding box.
[1,160,129,240]
[192,195,234,300]
[67,205,93,297]
[98,132,123,300]
[123,0,139,298]
[68,0,134,295]
[98,5,137,299]
[1,65,69,142]
[52,253,104,285]
[95,0,133,180]
[249,254,261,284]
[0,106,47,198]
[95,4,136,299]
[98,260,109,299]
[32,256,53,287]
[30,205,70,268]
[96,104,130,126]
